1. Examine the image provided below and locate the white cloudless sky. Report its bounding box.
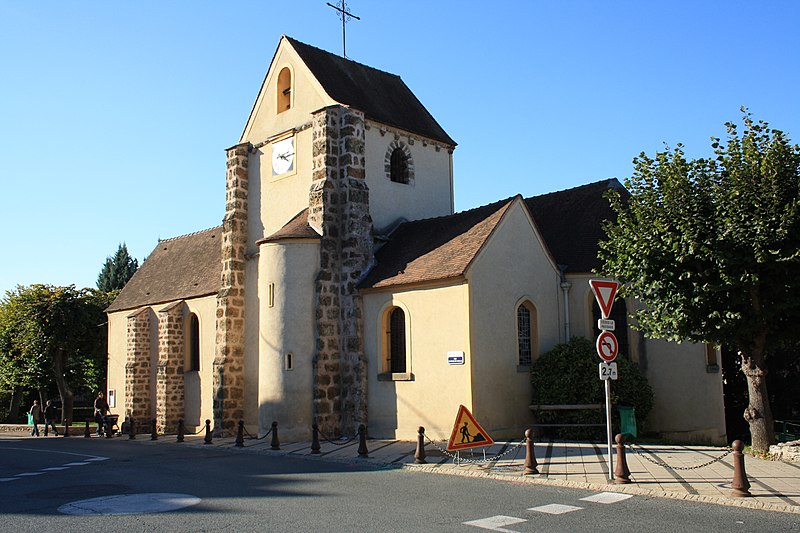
[1,1,798,296]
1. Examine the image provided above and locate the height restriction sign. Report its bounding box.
[596,330,618,362]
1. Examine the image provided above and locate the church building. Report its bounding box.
[105,36,727,443]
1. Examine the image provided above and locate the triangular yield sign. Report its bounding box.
[447,405,494,452]
[589,279,619,319]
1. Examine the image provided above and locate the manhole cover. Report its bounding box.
[58,493,200,515]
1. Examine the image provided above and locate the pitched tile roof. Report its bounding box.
[524,178,628,274]
[257,208,320,244]
[287,37,456,146]
[105,227,222,313]
[359,198,514,290]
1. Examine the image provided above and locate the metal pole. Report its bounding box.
[605,378,614,481]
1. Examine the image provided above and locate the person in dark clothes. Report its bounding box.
[29,400,41,437]
[94,392,110,436]
[43,400,59,436]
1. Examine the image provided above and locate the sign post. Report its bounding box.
[590,279,620,482]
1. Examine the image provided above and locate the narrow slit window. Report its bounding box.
[389,307,406,373]
[188,313,200,371]
[277,67,292,112]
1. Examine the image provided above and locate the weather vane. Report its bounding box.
[326,1,360,59]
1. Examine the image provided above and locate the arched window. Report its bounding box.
[592,299,629,360]
[389,307,406,373]
[517,301,537,366]
[188,313,200,372]
[277,67,292,113]
[390,147,409,184]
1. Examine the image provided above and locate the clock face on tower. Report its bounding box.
[272,136,294,176]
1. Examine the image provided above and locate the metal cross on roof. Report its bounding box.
[326,1,360,59]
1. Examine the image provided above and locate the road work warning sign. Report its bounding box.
[446,405,494,452]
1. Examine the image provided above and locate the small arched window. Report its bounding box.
[188,313,200,372]
[277,67,292,113]
[390,147,409,184]
[389,307,406,373]
[517,301,537,366]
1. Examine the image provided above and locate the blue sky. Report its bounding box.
[1,1,798,296]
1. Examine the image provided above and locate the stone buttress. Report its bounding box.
[125,308,152,426]
[308,105,373,436]
[156,301,185,433]
[213,142,250,436]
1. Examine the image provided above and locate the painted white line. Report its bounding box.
[40,467,71,471]
[580,492,634,504]
[463,515,527,532]
[528,503,583,515]
[15,472,45,477]
[58,493,201,516]
[85,457,109,462]
[62,462,90,466]
[0,478,19,482]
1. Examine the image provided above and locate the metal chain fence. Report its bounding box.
[423,434,525,465]
[626,442,733,471]
[318,429,358,446]
[242,425,273,441]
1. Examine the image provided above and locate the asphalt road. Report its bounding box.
[0,435,797,532]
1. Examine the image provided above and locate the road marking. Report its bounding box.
[0,478,19,482]
[463,515,527,532]
[85,457,109,462]
[528,503,583,515]
[40,467,70,471]
[580,492,633,504]
[15,472,45,477]
[58,493,201,516]
[63,462,90,466]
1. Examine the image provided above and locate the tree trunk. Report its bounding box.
[52,348,74,424]
[739,343,775,454]
[9,388,22,423]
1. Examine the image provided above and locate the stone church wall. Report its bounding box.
[156,301,185,434]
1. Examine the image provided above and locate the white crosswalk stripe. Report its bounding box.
[463,515,527,532]
[528,503,583,515]
[580,492,633,504]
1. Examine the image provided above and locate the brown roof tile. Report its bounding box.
[524,179,628,273]
[287,37,456,146]
[359,198,514,290]
[106,227,222,313]
[257,208,320,244]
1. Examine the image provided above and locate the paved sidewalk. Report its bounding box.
[195,433,800,514]
[3,427,799,514]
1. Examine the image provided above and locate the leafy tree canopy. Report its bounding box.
[599,110,800,452]
[0,285,113,422]
[97,243,138,292]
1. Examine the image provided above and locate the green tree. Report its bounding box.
[599,111,800,453]
[97,243,138,292]
[0,285,113,423]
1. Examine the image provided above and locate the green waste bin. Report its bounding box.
[618,406,637,439]
[27,413,33,425]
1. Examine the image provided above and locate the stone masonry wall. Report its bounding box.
[213,142,250,436]
[125,309,152,426]
[308,106,373,436]
[156,302,184,434]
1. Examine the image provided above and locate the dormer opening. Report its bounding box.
[277,67,292,113]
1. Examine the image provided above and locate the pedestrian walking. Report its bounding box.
[94,391,110,436]
[43,400,59,436]
[29,400,41,437]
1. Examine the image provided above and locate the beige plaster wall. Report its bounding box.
[258,240,320,441]
[106,295,218,431]
[364,283,472,441]
[243,256,261,429]
[567,274,726,443]
[466,201,562,438]
[364,125,454,230]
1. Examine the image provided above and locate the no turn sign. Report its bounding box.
[596,331,618,362]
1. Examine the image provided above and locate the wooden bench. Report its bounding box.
[529,404,605,427]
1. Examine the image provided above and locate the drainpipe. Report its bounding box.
[558,265,571,341]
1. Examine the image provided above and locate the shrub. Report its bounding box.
[531,337,654,440]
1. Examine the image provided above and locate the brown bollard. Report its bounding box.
[151,418,158,441]
[731,440,751,497]
[414,426,427,464]
[614,434,631,484]
[128,417,136,440]
[64,420,70,438]
[177,419,185,442]
[204,419,212,444]
[235,420,244,448]
[311,424,321,454]
[524,428,539,475]
[84,420,91,438]
[270,421,280,450]
[357,424,369,457]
